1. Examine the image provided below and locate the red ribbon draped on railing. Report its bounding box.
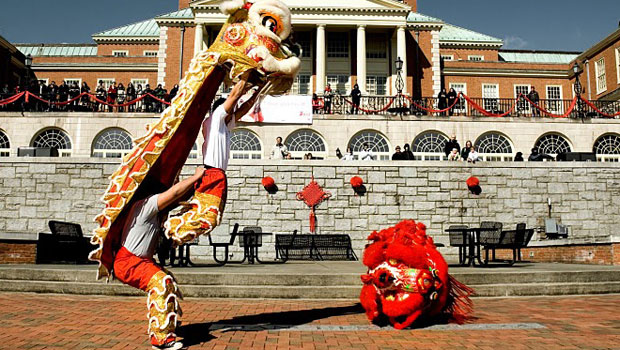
[522,95,577,118]
[404,94,462,114]
[0,92,26,106]
[460,93,519,118]
[579,97,620,118]
[3,91,171,108]
[342,96,396,113]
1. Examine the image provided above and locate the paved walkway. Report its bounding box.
[1,293,619,350]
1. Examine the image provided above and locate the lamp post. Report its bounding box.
[24,54,33,86]
[573,62,585,119]
[388,56,408,116]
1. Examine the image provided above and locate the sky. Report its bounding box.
[0,0,618,52]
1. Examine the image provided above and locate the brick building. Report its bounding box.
[1,0,619,162]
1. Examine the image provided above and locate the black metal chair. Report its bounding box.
[448,225,469,265]
[478,221,503,265]
[207,223,239,265]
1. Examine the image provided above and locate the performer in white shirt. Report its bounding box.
[164,75,259,245]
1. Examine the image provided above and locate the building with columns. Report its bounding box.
[2,0,620,163]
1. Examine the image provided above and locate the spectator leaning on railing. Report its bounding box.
[528,87,540,117]
[444,134,460,158]
[270,136,289,160]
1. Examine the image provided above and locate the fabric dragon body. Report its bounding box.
[89,0,300,279]
[360,220,474,329]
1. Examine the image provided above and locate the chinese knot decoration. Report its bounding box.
[296,177,331,233]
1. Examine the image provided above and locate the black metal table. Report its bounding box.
[445,227,497,267]
[234,231,272,264]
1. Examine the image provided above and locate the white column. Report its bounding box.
[431,29,441,97]
[194,23,204,56]
[316,24,326,93]
[356,25,367,93]
[397,26,408,94]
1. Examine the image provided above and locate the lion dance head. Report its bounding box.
[360,220,474,329]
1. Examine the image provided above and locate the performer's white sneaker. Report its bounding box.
[152,341,184,350]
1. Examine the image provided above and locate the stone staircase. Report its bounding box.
[0,262,619,299]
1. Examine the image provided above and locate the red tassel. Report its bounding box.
[445,275,475,324]
[309,209,316,233]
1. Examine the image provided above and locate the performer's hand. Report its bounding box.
[234,88,260,120]
[193,166,206,179]
[223,78,250,114]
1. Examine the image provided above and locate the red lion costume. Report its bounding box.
[360,220,474,329]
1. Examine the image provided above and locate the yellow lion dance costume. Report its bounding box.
[89,1,299,347]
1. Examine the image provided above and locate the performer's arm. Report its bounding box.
[222,75,251,115]
[231,88,260,123]
[157,167,205,211]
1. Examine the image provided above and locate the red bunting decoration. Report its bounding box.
[261,176,276,191]
[350,176,364,188]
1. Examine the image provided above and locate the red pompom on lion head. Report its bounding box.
[360,220,474,329]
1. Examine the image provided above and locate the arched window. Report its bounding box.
[0,130,10,157]
[231,129,262,160]
[31,128,72,156]
[412,131,448,161]
[593,134,620,162]
[348,130,390,160]
[92,128,133,158]
[475,132,514,161]
[285,129,327,159]
[534,133,572,156]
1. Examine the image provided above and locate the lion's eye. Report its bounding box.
[262,16,278,34]
[388,258,399,266]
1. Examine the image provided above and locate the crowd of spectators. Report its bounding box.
[0,80,180,113]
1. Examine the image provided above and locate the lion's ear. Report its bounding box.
[220,0,245,14]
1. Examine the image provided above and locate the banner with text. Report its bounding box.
[240,95,313,124]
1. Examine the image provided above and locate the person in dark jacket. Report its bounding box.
[48,81,58,111]
[351,83,362,115]
[528,148,554,161]
[143,84,154,112]
[58,82,69,111]
[527,87,540,117]
[402,143,415,160]
[392,146,404,160]
[460,140,473,161]
[447,87,458,116]
[169,84,179,102]
[444,134,460,158]
[126,83,136,112]
[69,82,80,111]
[437,88,448,116]
[81,82,91,110]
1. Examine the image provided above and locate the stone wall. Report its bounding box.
[1,158,619,262]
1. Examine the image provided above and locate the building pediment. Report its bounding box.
[191,0,411,12]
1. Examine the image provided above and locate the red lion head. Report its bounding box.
[360,220,473,329]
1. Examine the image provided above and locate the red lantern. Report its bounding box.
[262,176,276,191]
[465,176,479,188]
[350,176,364,188]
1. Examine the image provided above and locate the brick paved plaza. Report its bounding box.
[1,292,618,350]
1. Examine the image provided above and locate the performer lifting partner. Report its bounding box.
[164,74,260,245]
[113,167,206,350]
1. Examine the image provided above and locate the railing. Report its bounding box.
[2,91,619,119]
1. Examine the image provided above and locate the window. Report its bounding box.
[449,83,467,113]
[366,34,387,59]
[348,130,390,160]
[92,128,133,158]
[546,86,563,114]
[535,134,571,156]
[0,130,10,157]
[143,51,158,57]
[326,75,350,94]
[327,32,349,58]
[593,134,620,162]
[366,76,388,95]
[595,58,606,94]
[482,84,499,112]
[285,129,326,159]
[468,55,483,61]
[98,79,115,89]
[441,55,454,61]
[475,132,513,161]
[113,50,128,57]
[231,129,262,160]
[515,85,531,113]
[412,131,448,161]
[31,128,72,157]
[189,143,199,160]
[296,32,312,58]
[616,47,620,86]
[131,79,149,88]
[291,75,311,95]
[64,79,82,87]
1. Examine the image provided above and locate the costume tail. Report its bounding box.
[445,274,475,324]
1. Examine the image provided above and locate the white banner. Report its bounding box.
[240,95,313,124]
